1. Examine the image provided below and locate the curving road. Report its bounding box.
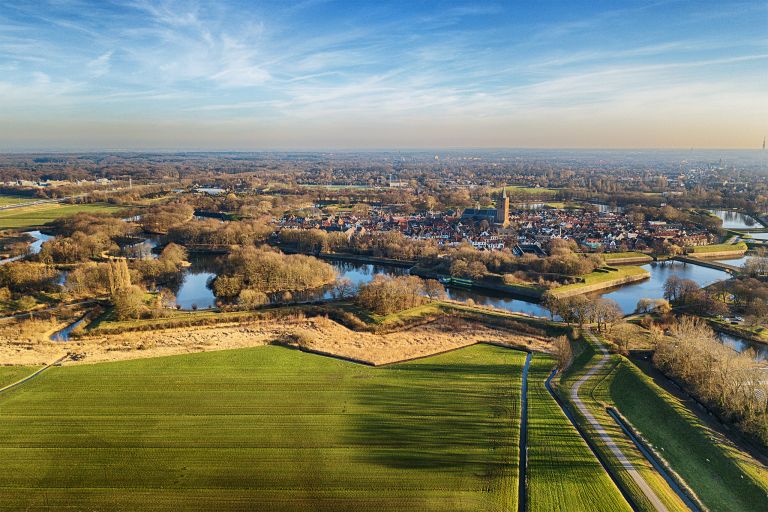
[572,330,669,512]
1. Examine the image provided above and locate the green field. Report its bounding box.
[0,194,37,207]
[0,345,523,511]
[598,358,768,512]
[527,355,631,511]
[0,366,40,389]
[0,202,125,228]
[689,241,748,254]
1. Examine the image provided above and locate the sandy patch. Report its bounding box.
[0,317,553,366]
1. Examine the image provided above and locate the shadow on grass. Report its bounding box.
[346,357,517,475]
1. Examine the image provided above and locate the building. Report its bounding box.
[496,188,510,226]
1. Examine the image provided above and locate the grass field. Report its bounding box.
[0,202,125,228]
[689,241,748,254]
[0,344,523,511]
[599,358,768,512]
[0,194,37,207]
[527,355,631,511]
[0,366,39,389]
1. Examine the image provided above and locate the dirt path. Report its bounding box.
[572,330,669,512]
[0,355,67,395]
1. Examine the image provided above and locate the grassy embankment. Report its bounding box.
[597,357,768,512]
[0,202,126,229]
[83,299,566,338]
[603,252,653,265]
[0,344,522,511]
[550,266,649,298]
[559,337,690,512]
[527,354,631,511]
[688,241,748,255]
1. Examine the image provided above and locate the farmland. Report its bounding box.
[0,344,524,511]
[0,202,125,228]
[0,366,40,389]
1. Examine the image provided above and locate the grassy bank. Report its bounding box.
[603,252,653,264]
[527,354,631,511]
[550,266,649,298]
[0,194,36,207]
[0,202,125,228]
[688,241,748,254]
[0,344,523,511]
[598,358,768,512]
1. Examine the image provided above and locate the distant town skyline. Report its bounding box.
[0,0,766,150]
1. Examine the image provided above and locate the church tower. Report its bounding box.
[496,188,509,225]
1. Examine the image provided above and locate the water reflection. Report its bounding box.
[717,332,768,362]
[709,209,759,230]
[0,230,53,265]
[594,261,729,314]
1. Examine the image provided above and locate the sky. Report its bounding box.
[0,0,766,150]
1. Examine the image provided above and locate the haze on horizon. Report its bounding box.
[0,0,766,151]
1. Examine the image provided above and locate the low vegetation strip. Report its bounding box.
[0,202,125,228]
[599,358,768,512]
[0,344,523,511]
[527,355,631,512]
[688,241,747,254]
[603,252,653,264]
[550,266,650,298]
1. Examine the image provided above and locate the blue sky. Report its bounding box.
[0,0,766,150]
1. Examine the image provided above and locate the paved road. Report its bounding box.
[571,330,669,512]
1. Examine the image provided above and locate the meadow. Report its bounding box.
[0,202,125,228]
[0,194,37,207]
[0,365,40,389]
[0,344,523,511]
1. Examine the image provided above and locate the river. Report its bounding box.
[0,230,53,264]
[593,261,729,315]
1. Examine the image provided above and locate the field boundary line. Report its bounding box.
[0,355,67,395]
[518,352,532,512]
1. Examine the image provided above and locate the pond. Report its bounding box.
[709,209,760,230]
[717,332,768,362]
[593,261,730,314]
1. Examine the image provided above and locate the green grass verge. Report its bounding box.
[551,266,649,296]
[527,354,631,512]
[0,366,40,389]
[599,358,768,512]
[0,194,37,206]
[0,344,523,511]
[689,242,748,254]
[603,252,653,263]
[559,337,689,512]
[0,202,126,228]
